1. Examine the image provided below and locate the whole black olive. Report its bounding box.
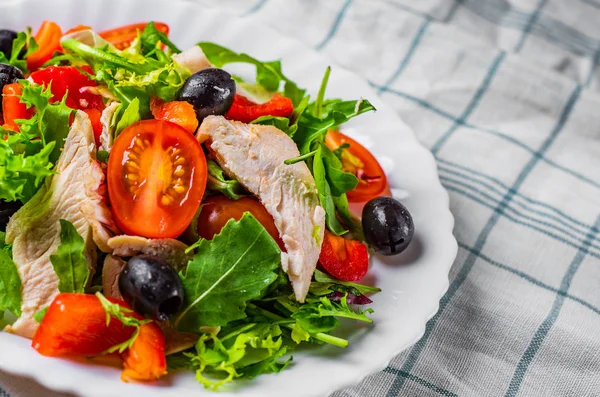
[179,68,236,123]
[0,200,22,231]
[0,63,24,106]
[118,255,184,321]
[0,30,18,59]
[362,196,414,256]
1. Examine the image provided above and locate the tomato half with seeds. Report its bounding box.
[325,130,390,202]
[108,120,207,238]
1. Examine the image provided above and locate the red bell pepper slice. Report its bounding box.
[319,230,369,282]
[226,93,294,123]
[122,322,167,382]
[150,97,199,134]
[83,108,103,147]
[2,83,33,132]
[30,66,104,110]
[27,21,63,72]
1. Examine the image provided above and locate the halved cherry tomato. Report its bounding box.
[32,293,138,357]
[2,83,33,132]
[150,97,198,134]
[319,230,369,282]
[197,195,285,250]
[226,94,294,123]
[325,130,390,203]
[27,21,63,72]
[99,22,170,50]
[122,322,167,382]
[108,120,207,238]
[30,66,104,110]
[84,108,103,147]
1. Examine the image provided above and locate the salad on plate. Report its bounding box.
[0,20,415,389]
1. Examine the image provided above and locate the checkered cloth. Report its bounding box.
[3,0,600,396]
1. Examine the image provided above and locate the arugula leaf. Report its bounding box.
[197,42,306,106]
[34,307,48,323]
[96,292,152,354]
[182,323,290,390]
[294,98,376,155]
[313,66,331,119]
[115,97,141,136]
[251,115,297,136]
[0,243,22,318]
[0,29,38,73]
[175,213,281,331]
[311,144,347,235]
[108,84,151,119]
[50,219,90,293]
[321,144,358,196]
[140,22,181,55]
[206,160,248,200]
[312,270,381,295]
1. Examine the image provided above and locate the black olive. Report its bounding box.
[179,68,236,123]
[0,30,18,59]
[0,63,24,106]
[362,196,414,256]
[118,255,184,321]
[0,200,22,231]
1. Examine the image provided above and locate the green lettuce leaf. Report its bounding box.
[311,144,347,235]
[206,160,248,200]
[0,242,22,318]
[50,219,90,293]
[174,213,281,331]
[182,323,290,390]
[115,97,141,136]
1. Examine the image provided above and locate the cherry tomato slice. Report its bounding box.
[108,120,207,238]
[99,22,170,50]
[30,66,104,110]
[32,293,138,357]
[2,83,33,132]
[121,322,167,382]
[197,195,285,250]
[325,130,390,203]
[319,230,369,282]
[225,94,294,123]
[27,21,63,72]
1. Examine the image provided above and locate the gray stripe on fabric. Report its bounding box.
[504,216,600,396]
[384,84,581,397]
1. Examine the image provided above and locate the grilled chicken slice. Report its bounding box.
[198,116,325,302]
[172,46,211,74]
[5,112,117,338]
[98,101,120,152]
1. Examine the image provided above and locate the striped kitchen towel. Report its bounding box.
[2,0,600,396]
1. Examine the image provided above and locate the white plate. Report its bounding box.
[0,0,457,396]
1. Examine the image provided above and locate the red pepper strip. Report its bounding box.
[226,93,294,123]
[30,66,105,110]
[2,83,33,132]
[150,97,199,134]
[27,21,63,72]
[84,108,103,147]
[122,322,167,382]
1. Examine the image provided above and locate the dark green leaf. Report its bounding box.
[206,160,248,200]
[115,97,141,136]
[312,145,347,235]
[175,213,281,331]
[50,219,90,293]
[140,22,181,55]
[251,115,297,136]
[96,150,109,163]
[313,270,381,295]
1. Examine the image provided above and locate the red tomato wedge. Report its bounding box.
[2,83,33,132]
[325,130,390,203]
[32,294,137,357]
[197,196,285,250]
[30,66,104,110]
[319,230,369,282]
[108,120,207,238]
[226,93,294,123]
[99,22,170,50]
[122,322,167,382]
[150,97,198,134]
[27,21,63,72]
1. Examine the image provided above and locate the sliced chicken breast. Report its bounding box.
[99,101,121,152]
[172,46,212,74]
[198,116,325,302]
[5,111,117,338]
